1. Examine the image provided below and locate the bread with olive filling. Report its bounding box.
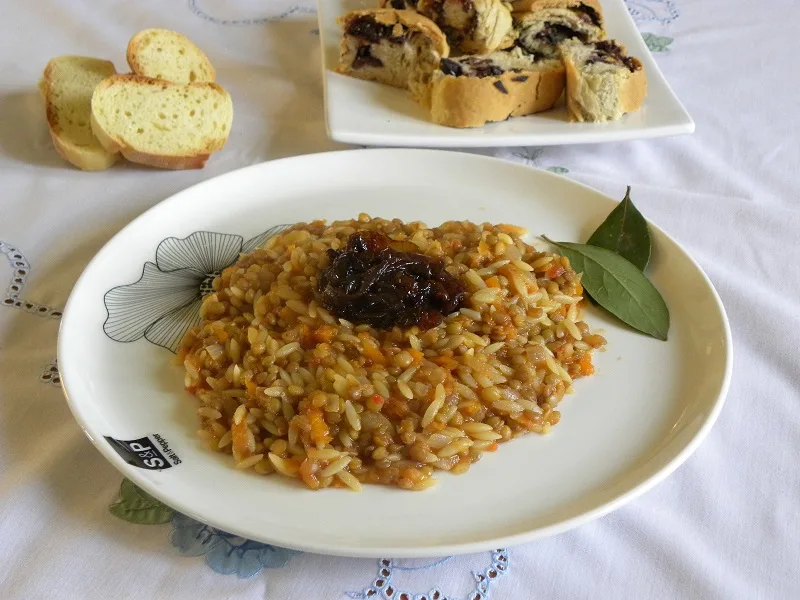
[515,0,605,59]
[428,47,565,128]
[560,38,646,122]
[337,8,449,92]
[418,0,516,54]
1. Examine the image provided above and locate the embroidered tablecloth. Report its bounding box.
[2,1,799,598]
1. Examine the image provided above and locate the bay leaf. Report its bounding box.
[542,237,669,341]
[587,187,651,271]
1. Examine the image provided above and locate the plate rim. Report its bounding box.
[58,149,732,557]
[317,0,695,148]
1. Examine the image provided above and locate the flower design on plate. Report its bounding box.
[103,226,289,353]
[170,513,298,578]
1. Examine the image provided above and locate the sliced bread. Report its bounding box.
[515,1,605,60]
[417,0,516,54]
[429,48,565,128]
[41,56,119,171]
[337,9,449,93]
[91,74,233,170]
[127,29,215,84]
[561,39,646,122]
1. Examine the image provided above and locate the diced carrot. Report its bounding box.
[547,264,566,279]
[408,349,424,364]
[432,355,459,370]
[461,401,481,415]
[360,339,387,366]
[298,324,314,348]
[485,276,501,288]
[214,329,229,342]
[308,408,332,447]
[579,355,595,376]
[502,324,518,340]
[314,325,337,343]
[487,442,499,452]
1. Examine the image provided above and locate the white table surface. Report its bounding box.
[1,1,799,598]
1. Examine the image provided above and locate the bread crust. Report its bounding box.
[429,61,565,128]
[48,130,120,171]
[619,65,647,116]
[42,56,119,171]
[417,0,516,54]
[562,42,646,122]
[337,8,449,58]
[510,0,603,19]
[91,74,230,169]
[126,29,216,84]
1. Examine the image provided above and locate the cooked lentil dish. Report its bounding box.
[178,215,606,491]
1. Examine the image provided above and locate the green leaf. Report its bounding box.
[541,237,670,341]
[109,479,174,524]
[587,186,651,271]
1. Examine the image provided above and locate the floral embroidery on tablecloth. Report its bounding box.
[346,552,509,600]
[625,0,679,24]
[641,32,673,52]
[508,147,570,175]
[171,513,298,578]
[1,241,64,385]
[40,359,61,387]
[0,240,62,319]
[187,1,316,26]
[109,478,299,578]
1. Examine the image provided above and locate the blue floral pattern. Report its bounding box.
[170,513,298,578]
[103,226,288,353]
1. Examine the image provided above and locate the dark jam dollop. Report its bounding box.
[316,231,467,330]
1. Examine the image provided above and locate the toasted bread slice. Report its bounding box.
[41,56,119,171]
[91,74,233,170]
[127,29,215,84]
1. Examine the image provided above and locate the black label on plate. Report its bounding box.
[104,435,182,470]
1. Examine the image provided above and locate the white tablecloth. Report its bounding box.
[2,1,799,598]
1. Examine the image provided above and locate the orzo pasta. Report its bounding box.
[177,214,606,491]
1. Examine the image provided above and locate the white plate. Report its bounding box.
[59,149,730,558]
[319,0,694,147]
